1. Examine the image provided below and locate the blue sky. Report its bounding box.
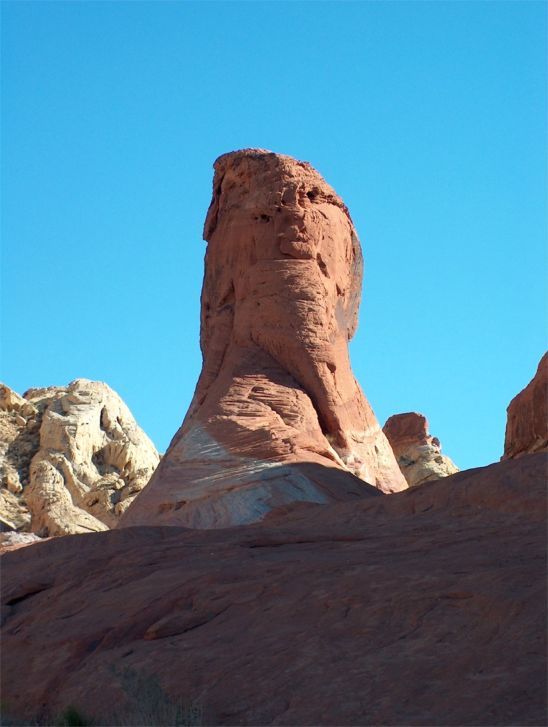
[2,1,546,471]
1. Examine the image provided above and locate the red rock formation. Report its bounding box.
[121,150,406,529]
[383,412,458,487]
[2,453,546,726]
[503,352,548,460]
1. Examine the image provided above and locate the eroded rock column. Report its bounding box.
[383,412,458,487]
[121,149,406,529]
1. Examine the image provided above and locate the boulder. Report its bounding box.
[383,412,458,487]
[0,380,160,536]
[503,352,548,460]
[121,149,406,530]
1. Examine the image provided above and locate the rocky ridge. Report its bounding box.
[0,379,159,536]
[383,412,459,487]
[121,149,406,530]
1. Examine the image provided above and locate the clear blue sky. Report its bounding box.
[2,1,546,471]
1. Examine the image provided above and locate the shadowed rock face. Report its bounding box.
[383,412,458,487]
[121,149,406,529]
[503,352,548,460]
[2,454,546,726]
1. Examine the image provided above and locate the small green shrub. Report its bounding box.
[0,670,202,726]
[55,707,91,727]
[107,667,202,727]
[0,704,91,727]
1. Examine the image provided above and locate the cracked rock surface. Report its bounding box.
[0,380,159,536]
[121,149,406,530]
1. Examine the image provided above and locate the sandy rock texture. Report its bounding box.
[121,149,406,530]
[503,352,548,460]
[383,412,459,487]
[0,385,39,530]
[0,380,159,536]
[2,453,545,726]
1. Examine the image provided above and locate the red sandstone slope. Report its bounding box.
[2,453,546,726]
[120,150,405,530]
[503,352,548,460]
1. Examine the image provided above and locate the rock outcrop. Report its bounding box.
[0,385,40,531]
[0,380,160,536]
[503,352,548,460]
[2,453,546,726]
[383,412,458,487]
[121,149,406,530]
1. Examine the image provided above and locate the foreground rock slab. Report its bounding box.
[2,453,545,726]
[122,149,405,530]
[0,380,160,536]
[503,352,548,460]
[383,411,458,486]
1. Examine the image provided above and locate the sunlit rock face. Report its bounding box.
[0,379,160,536]
[383,412,458,487]
[503,352,548,460]
[121,149,406,530]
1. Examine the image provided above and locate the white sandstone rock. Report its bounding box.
[0,379,160,536]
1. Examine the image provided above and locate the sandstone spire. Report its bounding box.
[121,149,406,529]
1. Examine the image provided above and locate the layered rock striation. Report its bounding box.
[0,380,159,536]
[121,149,406,530]
[383,412,458,487]
[503,352,548,460]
